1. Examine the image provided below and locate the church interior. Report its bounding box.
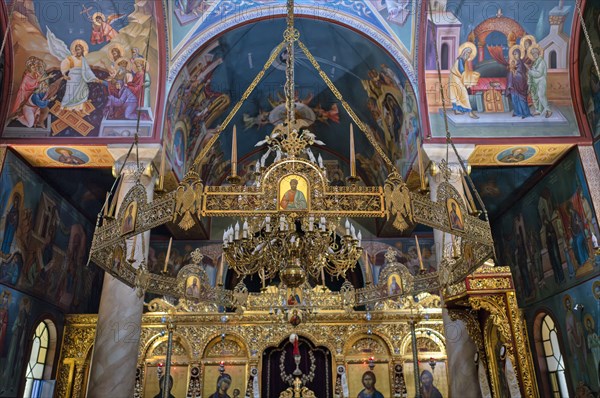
[1,0,600,397]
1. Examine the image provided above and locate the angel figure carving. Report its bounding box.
[384,173,413,232]
[46,28,99,112]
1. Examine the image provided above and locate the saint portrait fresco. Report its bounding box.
[46,147,89,166]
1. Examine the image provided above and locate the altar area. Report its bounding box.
[54,289,448,398]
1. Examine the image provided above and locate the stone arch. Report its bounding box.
[471,17,526,62]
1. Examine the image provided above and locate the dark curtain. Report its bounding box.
[262,336,332,398]
[487,45,508,66]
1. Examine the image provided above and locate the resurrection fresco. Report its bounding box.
[424,0,579,137]
[3,0,161,138]
[578,0,600,138]
[0,150,103,313]
[0,284,64,397]
[165,17,421,183]
[493,149,599,306]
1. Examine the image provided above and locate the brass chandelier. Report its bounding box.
[222,214,363,287]
[88,0,496,308]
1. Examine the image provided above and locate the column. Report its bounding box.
[424,144,482,398]
[87,145,159,398]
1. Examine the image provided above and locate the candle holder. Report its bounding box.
[157,362,164,380]
[429,357,436,373]
[345,175,360,186]
[226,174,243,185]
[293,354,302,376]
[368,356,375,370]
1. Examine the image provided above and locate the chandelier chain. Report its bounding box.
[285,0,296,128]
[296,40,396,173]
[191,41,285,171]
[427,0,489,222]
[576,0,600,88]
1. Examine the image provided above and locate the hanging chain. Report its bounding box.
[427,0,489,222]
[0,0,16,57]
[296,40,397,173]
[285,0,297,128]
[191,41,285,171]
[576,0,600,83]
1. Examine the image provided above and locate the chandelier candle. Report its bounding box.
[163,237,172,273]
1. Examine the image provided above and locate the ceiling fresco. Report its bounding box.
[3,0,162,139]
[424,0,580,138]
[168,0,418,66]
[164,17,421,186]
[470,165,542,219]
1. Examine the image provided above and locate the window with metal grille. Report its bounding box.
[541,314,569,397]
[23,321,49,398]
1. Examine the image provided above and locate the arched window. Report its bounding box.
[549,51,557,69]
[541,315,569,397]
[441,43,449,70]
[23,320,57,398]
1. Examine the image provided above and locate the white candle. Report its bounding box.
[415,235,424,271]
[417,135,425,191]
[231,125,238,177]
[345,219,350,236]
[159,144,166,189]
[129,235,137,262]
[234,222,240,240]
[163,237,172,273]
[216,255,224,286]
[363,249,373,284]
[350,123,356,177]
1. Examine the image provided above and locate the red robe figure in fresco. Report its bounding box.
[90,14,120,45]
[127,68,146,108]
[11,59,40,116]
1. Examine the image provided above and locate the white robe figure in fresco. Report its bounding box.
[47,28,99,112]
[527,46,552,118]
[449,42,479,119]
